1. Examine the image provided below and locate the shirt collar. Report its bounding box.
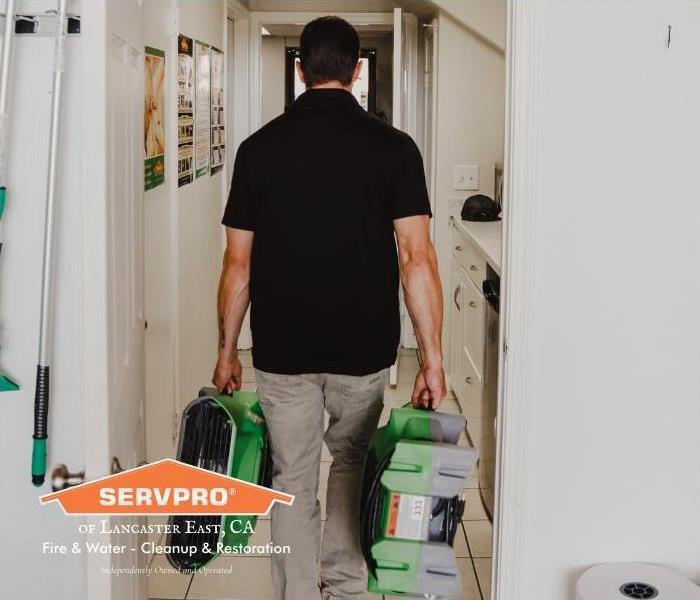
[292,88,361,112]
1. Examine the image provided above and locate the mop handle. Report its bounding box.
[32,0,67,487]
[0,0,15,196]
[0,0,16,225]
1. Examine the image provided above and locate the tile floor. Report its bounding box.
[147,349,493,600]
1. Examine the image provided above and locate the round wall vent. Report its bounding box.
[619,582,659,600]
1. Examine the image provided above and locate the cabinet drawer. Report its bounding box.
[456,349,483,444]
[461,272,485,378]
[450,222,487,289]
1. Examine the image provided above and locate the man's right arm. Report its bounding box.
[212,227,254,393]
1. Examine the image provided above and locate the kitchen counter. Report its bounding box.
[450,215,503,276]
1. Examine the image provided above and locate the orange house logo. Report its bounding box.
[40,459,294,516]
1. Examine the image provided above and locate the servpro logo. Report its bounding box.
[39,459,294,516]
[98,487,230,507]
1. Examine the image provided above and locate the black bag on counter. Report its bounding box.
[461,194,501,222]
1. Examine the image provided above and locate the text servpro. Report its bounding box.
[99,487,229,506]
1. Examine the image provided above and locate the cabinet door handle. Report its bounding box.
[468,301,477,308]
[455,245,464,252]
[469,264,478,272]
[453,287,461,311]
[465,376,474,385]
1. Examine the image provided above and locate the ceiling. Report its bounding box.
[243,0,437,19]
[263,23,394,36]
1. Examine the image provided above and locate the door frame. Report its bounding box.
[74,0,541,597]
[219,3,540,598]
[247,11,394,133]
[492,0,541,598]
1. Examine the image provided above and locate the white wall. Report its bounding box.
[433,12,505,347]
[172,0,227,429]
[261,35,285,125]
[0,0,87,596]
[143,0,226,462]
[430,0,506,51]
[142,0,178,463]
[500,1,700,598]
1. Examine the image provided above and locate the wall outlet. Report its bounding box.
[453,165,479,191]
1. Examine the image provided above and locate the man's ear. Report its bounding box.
[352,60,363,84]
[295,61,306,86]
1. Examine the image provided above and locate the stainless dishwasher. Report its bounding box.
[479,265,500,521]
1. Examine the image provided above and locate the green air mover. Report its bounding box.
[360,406,478,598]
[166,387,272,571]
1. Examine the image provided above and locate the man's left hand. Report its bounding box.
[411,363,447,410]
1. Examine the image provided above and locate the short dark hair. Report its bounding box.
[299,16,360,87]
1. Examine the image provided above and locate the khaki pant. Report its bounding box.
[255,369,388,600]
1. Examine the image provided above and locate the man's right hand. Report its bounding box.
[212,353,243,394]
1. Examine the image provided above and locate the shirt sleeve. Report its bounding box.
[222,141,256,231]
[390,136,433,220]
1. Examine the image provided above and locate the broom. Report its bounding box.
[0,0,19,393]
[32,0,68,486]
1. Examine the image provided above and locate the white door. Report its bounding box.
[392,8,420,350]
[423,18,438,225]
[85,2,147,599]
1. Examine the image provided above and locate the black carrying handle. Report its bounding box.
[404,396,436,411]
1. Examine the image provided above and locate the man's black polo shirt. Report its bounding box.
[222,88,431,376]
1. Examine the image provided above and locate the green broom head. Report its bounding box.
[0,372,19,392]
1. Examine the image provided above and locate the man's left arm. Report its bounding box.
[394,215,447,409]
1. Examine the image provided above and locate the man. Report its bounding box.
[214,16,445,600]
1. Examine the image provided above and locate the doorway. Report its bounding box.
[138,2,507,599]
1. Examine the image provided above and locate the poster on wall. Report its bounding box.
[209,46,225,176]
[144,47,165,191]
[194,40,211,179]
[177,34,194,187]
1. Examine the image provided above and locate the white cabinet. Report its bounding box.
[449,257,466,393]
[461,274,485,377]
[448,220,487,441]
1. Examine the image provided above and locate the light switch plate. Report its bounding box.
[453,165,479,191]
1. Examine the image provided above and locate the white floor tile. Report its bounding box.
[147,554,193,599]
[464,462,479,488]
[238,351,253,367]
[383,383,413,405]
[453,521,470,558]
[397,353,419,383]
[242,367,256,384]
[186,556,273,599]
[463,520,493,558]
[458,429,474,449]
[457,557,483,600]
[462,489,488,521]
[473,557,492,600]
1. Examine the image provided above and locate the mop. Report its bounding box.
[0,0,19,392]
[32,0,67,486]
